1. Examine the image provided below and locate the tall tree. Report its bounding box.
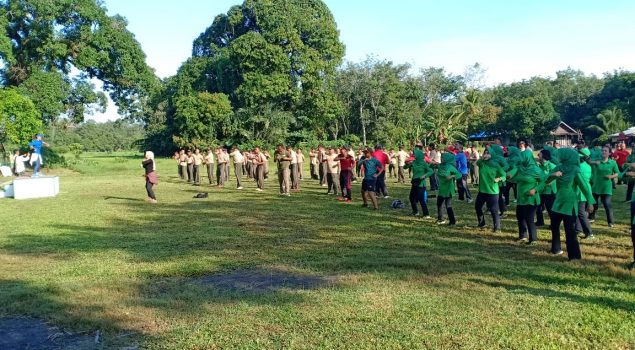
[0,88,41,152]
[586,107,628,143]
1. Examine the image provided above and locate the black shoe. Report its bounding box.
[628,261,635,270]
[582,234,595,240]
[550,250,564,255]
[608,223,615,228]
[362,204,369,208]
[517,237,529,243]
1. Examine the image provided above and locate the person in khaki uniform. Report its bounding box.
[192,149,204,185]
[288,146,300,191]
[275,144,292,196]
[326,148,341,195]
[254,147,267,192]
[230,147,245,189]
[204,149,215,185]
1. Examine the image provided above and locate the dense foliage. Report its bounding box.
[45,120,145,152]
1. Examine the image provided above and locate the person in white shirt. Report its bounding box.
[288,146,300,191]
[468,145,481,185]
[326,148,340,195]
[230,147,245,189]
[192,149,204,185]
[216,148,228,187]
[428,143,440,191]
[397,146,409,184]
[253,147,267,191]
[309,148,319,180]
[13,150,30,176]
[388,150,398,178]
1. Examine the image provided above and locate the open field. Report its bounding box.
[1,153,635,349]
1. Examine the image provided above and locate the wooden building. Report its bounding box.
[550,121,582,147]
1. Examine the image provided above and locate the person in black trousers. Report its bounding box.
[142,151,157,204]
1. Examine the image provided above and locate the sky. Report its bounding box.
[91,0,635,122]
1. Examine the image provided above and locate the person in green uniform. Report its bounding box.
[588,146,619,227]
[620,169,635,269]
[404,143,434,217]
[475,149,506,232]
[512,150,545,244]
[547,148,595,260]
[488,144,509,217]
[436,152,462,225]
[575,148,594,239]
[504,146,522,206]
[536,149,557,227]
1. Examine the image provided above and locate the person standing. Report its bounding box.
[589,146,619,227]
[475,148,506,232]
[436,152,462,225]
[360,148,383,210]
[186,150,194,183]
[192,149,204,185]
[28,133,49,177]
[512,150,545,244]
[469,145,480,185]
[548,148,595,259]
[275,144,292,196]
[373,144,390,198]
[318,146,328,187]
[454,142,472,203]
[254,147,267,192]
[289,146,299,191]
[575,148,594,239]
[612,142,629,185]
[536,149,557,227]
[179,150,188,182]
[428,144,441,191]
[488,144,509,218]
[623,144,635,201]
[297,148,305,181]
[326,148,341,195]
[229,147,245,189]
[336,146,355,202]
[173,151,182,179]
[142,151,158,204]
[404,143,434,217]
[216,148,228,187]
[397,146,409,184]
[621,168,635,270]
[204,149,215,185]
[388,149,397,179]
[309,148,319,180]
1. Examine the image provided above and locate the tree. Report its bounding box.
[0,88,41,152]
[586,107,628,143]
[172,92,233,148]
[0,0,158,122]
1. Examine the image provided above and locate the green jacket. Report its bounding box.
[591,159,619,195]
[512,150,544,206]
[540,160,557,195]
[577,162,592,202]
[476,158,506,195]
[437,153,462,197]
[549,149,596,216]
[405,149,434,187]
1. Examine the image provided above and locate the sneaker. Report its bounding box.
[526,240,538,245]
[467,199,473,204]
[422,216,432,219]
[321,184,327,187]
[448,222,456,226]
[588,219,595,223]
[517,237,529,243]
[582,234,595,240]
[512,200,517,203]
[500,213,507,219]
[551,250,564,255]
[237,186,244,190]
[436,220,447,225]
[608,223,615,228]
[384,195,390,199]
[492,229,502,234]
[411,212,420,216]
[477,224,487,229]
[285,193,291,197]
[256,188,264,192]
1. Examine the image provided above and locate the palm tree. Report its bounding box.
[587,107,628,143]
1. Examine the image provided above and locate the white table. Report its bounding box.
[12,176,60,200]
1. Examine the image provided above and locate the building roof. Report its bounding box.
[551,121,582,136]
[609,126,635,138]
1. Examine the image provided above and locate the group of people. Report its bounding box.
[150,138,635,269]
[9,133,48,177]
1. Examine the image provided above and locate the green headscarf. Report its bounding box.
[438,152,458,177]
[487,144,507,169]
[555,148,581,182]
[518,149,544,179]
[543,145,560,165]
[506,146,521,168]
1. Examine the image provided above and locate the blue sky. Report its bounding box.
[92,0,635,121]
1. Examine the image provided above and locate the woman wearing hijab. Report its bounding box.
[488,144,508,217]
[436,152,462,225]
[588,146,619,227]
[475,148,506,232]
[575,148,594,239]
[404,143,434,217]
[512,150,545,244]
[547,148,595,259]
[142,151,158,204]
[536,149,557,227]
[620,168,635,269]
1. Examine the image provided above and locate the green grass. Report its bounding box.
[1,152,635,349]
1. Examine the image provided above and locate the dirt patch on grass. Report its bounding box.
[0,317,96,350]
[194,269,337,293]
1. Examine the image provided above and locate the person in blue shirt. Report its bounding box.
[360,148,384,210]
[28,133,48,177]
[454,142,473,203]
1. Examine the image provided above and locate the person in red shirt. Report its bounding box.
[613,142,630,185]
[372,144,390,198]
[336,146,356,202]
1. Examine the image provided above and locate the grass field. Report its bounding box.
[1,152,635,349]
